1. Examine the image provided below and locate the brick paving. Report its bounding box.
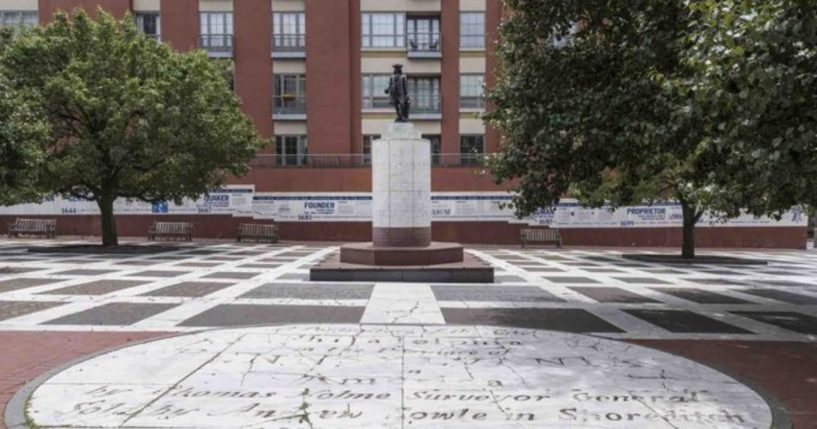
[0,238,816,427]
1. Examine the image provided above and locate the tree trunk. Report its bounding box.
[680,199,698,259]
[97,196,118,247]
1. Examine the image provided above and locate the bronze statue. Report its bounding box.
[385,64,411,122]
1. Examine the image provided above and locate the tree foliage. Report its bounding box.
[486,0,817,256]
[0,29,49,204]
[0,10,265,245]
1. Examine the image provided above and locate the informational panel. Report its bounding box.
[0,190,806,228]
[0,186,255,217]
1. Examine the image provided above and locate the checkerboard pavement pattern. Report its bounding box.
[1,239,816,342]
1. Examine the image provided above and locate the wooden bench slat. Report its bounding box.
[7,218,56,239]
[236,223,278,243]
[148,222,193,242]
[520,228,562,248]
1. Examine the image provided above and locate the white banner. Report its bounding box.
[0,190,806,228]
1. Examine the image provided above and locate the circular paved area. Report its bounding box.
[21,324,773,428]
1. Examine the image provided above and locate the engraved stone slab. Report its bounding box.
[23,324,774,428]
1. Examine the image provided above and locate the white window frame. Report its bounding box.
[460,74,485,109]
[362,12,405,48]
[460,12,485,49]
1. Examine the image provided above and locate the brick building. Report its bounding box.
[0,0,806,247]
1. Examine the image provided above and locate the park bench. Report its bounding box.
[520,228,563,248]
[148,221,193,242]
[236,223,279,243]
[7,218,57,239]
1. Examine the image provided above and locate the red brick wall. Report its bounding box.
[38,0,132,23]
[1,214,806,248]
[441,0,461,154]
[232,167,507,192]
[159,0,198,52]
[484,0,502,153]
[234,0,273,138]
[305,0,354,154]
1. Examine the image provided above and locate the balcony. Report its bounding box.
[272,95,307,120]
[272,34,306,59]
[198,34,233,57]
[407,32,441,59]
[249,153,485,168]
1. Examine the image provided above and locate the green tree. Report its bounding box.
[678,0,817,221]
[0,28,48,205]
[0,10,264,246]
[486,0,816,258]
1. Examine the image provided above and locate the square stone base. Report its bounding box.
[310,251,494,283]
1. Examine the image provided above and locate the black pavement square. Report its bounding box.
[141,282,235,297]
[179,304,365,327]
[203,271,260,280]
[442,308,623,333]
[520,267,565,273]
[653,288,751,304]
[0,301,64,321]
[562,262,600,267]
[732,311,817,335]
[0,267,45,275]
[177,262,220,268]
[53,269,116,276]
[148,255,189,261]
[44,303,176,326]
[42,280,146,296]
[0,278,54,292]
[277,272,308,280]
[542,276,600,284]
[684,278,746,286]
[242,283,374,300]
[737,289,817,305]
[205,256,244,261]
[641,268,686,274]
[755,279,815,288]
[569,287,660,303]
[239,263,281,269]
[127,270,190,278]
[624,310,750,333]
[614,277,671,285]
[115,260,160,266]
[432,286,563,302]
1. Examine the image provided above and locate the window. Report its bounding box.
[273,12,305,51]
[200,12,233,51]
[408,76,441,114]
[362,13,404,48]
[460,74,484,109]
[423,134,441,165]
[362,74,392,109]
[0,11,37,29]
[460,135,485,165]
[273,74,307,115]
[276,135,308,166]
[135,13,160,40]
[460,12,485,48]
[407,16,440,52]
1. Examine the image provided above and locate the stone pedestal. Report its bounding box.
[371,123,432,247]
[314,122,493,282]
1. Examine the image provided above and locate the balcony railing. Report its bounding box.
[272,34,306,56]
[199,34,233,57]
[249,153,485,168]
[273,95,307,117]
[407,32,441,58]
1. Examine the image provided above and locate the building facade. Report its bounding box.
[0,0,806,247]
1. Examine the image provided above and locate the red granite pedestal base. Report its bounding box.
[339,242,463,266]
[310,242,494,283]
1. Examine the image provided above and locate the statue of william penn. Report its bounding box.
[385,64,410,122]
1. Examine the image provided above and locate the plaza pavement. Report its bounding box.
[0,238,816,427]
